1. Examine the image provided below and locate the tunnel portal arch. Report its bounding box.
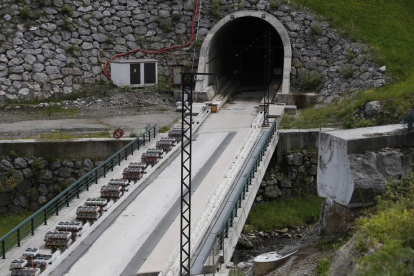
[195,11,292,99]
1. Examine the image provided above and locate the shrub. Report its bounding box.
[310,21,323,36]
[171,13,182,22]
[341,65,354,79]
[65,43,79,54]
[62,16,74,31]
[354,171,414,275]
[269,0,279,10]
[60,4,72,15]
[156,17,173,32]
[106,36,115,44]
[210,0,222,19]
[20,6,32,20]
[314,256,332,276]
[298,69,322,91]
[355,239,414,276]
[158,126,170,133]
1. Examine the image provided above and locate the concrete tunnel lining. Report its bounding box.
[195,11,292,99]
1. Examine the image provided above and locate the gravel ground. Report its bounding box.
[0,90,180,138]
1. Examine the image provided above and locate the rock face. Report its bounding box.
[0,155,101,213]
[257,149,318,201]
[0,0,387,102]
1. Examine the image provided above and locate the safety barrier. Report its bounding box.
[204,118,279,273]
[0,125,157,259]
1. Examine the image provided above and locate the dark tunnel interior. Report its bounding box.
[209,17,284,90]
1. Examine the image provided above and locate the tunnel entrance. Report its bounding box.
[210,17,284,90]
[195,11,292,100]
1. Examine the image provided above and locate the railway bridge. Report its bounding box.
[0,87,280,276]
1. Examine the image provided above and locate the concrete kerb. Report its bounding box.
[161,113,265,276]
[40,109,211,276]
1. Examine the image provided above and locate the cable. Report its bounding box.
[191,0,202,70]
[102,0,199,79]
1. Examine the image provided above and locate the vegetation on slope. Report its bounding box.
[353,170,414,275]
[290,0,414,128]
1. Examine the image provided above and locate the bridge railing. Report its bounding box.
[0,125,157,259]
[204,119,279,270]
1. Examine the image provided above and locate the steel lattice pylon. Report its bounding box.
[180,73,193,276]
[179,72,217,276]
[263,26,272,126]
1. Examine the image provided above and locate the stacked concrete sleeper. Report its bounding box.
[9,128,181,275]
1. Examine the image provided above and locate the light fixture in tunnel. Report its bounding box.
[230,14,234,19]
[261,14,266,18]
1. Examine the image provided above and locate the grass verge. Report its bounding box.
[246,194,322,231]
[39,131,109,140]
[0,210,34,238]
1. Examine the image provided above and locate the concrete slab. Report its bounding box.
[317,124,414,207]
[269,105,284,118]
[138,92,262,275]
[59,132,228,276]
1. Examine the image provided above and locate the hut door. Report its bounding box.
[130,64,141,84]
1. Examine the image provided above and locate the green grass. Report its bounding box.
[289,0,414,128]
[0,210,34,237]
[39,131,109,140]
[246,194,323,231]
[353,170,414,276]
[314,255,333,276]
[158,126,171,133]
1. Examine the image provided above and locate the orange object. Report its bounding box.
[211,105,218,113]
[113,128,124,139]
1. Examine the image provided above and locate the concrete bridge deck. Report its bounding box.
[0,91,273,276]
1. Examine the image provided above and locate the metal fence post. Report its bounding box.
[55,199,59,216]
[2,240,5,259]
[66,193,69,207]
[111,159,114,171]
[44,208,47,225]
[17,229,20,247]
[31,218,34,235]
[95,170,98,184]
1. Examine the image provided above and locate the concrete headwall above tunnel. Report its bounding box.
[195,11,292,100]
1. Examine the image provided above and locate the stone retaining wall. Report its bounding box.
[0,155,101,213]
[257,149,318,201]
[0,0,387,102]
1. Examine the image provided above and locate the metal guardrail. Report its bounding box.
[203,119,279,273]
[0,125,157,259]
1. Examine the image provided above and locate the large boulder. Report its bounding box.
[286,153,303,166]
[364,101,382,117]
[0,159,12,171]
[39,170,54,183]
[264,185,283,199]
[83,159,94,171]
[14,157,28,169]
